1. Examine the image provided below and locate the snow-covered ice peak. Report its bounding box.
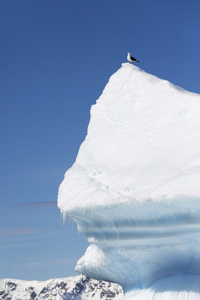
[58,63,200,299]
[58,63,200,211]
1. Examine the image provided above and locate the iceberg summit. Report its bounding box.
[58,63,200,299]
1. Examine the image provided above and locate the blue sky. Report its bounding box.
[0,0,200,281]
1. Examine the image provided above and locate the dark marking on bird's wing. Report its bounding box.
[131,56,137,61]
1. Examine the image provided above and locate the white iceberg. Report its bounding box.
[58,63,200,299]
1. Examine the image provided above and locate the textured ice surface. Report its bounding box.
[58,64,200,299]
[123,274,200,300]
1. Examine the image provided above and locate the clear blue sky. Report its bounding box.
[0,0,200,281]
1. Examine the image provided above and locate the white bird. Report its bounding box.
[127,52,139,63]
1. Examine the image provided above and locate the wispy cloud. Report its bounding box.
[0,227,35,236]
[16,201,57,208]
[0,241,38,249]
[56,258,78,265]
[1,201,57,218]
[23,261,39,268]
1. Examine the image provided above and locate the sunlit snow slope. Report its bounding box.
[58,63,200,299]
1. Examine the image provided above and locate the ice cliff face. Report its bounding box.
[58,63,200,299]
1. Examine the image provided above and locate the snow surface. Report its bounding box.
[58,63,200,299]
[0,275,122,300]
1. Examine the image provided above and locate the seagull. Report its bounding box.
[127,52,139,63]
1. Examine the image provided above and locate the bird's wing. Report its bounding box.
[131,56,137,61]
